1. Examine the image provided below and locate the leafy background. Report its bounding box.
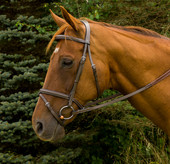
[0,0,169,163]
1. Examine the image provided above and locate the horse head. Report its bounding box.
[32,7,110,142]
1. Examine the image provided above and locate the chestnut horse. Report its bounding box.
[32,7,170,142]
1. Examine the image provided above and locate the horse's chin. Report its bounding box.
[37,124,65,143]
[50,124,65,143]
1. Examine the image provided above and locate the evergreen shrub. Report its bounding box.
[0,0,169,163]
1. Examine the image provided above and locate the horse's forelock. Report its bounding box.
[46,24,68,54]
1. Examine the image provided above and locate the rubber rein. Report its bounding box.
[39,20,170,126]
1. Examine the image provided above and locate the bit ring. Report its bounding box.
[59,105,75,120]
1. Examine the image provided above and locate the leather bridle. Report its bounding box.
[39,20,170,126]
[39,20,100,125]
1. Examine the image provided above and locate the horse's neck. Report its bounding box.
[103,28,170,94]
[96,26,170,135]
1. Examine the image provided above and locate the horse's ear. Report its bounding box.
[49,9,66,27]
[60,6,81,31]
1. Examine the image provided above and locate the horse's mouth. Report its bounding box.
[50,124,65,143]
[34,121,65,143]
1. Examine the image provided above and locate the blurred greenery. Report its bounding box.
[0,0,169,163]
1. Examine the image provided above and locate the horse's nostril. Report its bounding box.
[36,122,43,134]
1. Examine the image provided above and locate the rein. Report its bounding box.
[39,20,170,126]
[73,69,170,115]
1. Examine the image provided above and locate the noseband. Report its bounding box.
[39,20,170,126]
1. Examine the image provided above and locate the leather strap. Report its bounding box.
[56,35,90,44]
[39,94,64,126]
[73,69,170,115]
[39,89,84,109]
[85,92,122,107]
[40,89,69,99]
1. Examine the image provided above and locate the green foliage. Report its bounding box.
[37,147,82,164]
[0,153,33,164]
[0,0,169,163]
[0,53,48,94]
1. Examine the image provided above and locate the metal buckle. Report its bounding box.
[59,105,75,120]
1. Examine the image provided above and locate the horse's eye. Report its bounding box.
[61,58,74,68]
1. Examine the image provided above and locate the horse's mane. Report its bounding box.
[47,18,168,53]
[84,18,167,39]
